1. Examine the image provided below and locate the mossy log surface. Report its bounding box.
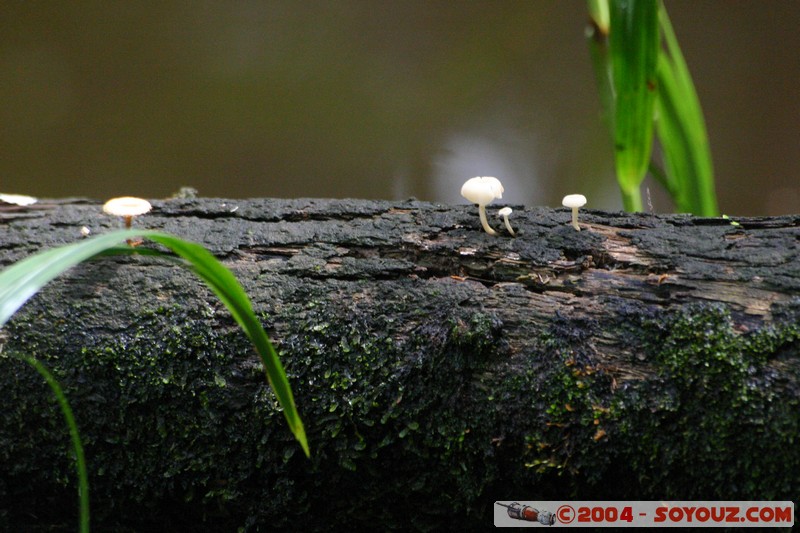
[1,197,799,531]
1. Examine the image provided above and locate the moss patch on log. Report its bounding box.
[1,287,798,530]
[512,302,800,501]
[611,303,800,498]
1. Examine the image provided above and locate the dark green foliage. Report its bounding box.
[587,0,719,215]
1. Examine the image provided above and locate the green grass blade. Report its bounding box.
[608,0,659,211]
[15,354,90,533]
[0,229,309,456]
[587,0,614,131]
[655,2,718,216]
[143,233,310,457]
[0,230,144,326]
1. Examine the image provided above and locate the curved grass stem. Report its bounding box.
[16,354,89,533]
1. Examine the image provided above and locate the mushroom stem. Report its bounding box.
[478,205,497,235]
[502,215,515,236]
[124,215,133,229]
[497,207,515,236]
[570,208,580,231]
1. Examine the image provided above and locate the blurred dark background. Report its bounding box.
[1,1,798,215]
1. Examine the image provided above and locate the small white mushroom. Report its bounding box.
[0,193,38,206]
[460,176,504,235]
[103,196,152,229]
[562,194,587,231]
[497,207,516,236]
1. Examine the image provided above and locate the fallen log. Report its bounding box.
[1,197,798,530]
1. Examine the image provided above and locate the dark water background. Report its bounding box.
[2,1,798,215]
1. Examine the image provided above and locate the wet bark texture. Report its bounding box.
[1,198,799,530]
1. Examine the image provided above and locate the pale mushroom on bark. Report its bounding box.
[0,193,38,206]
[103,197,152,229]
[562,194,587,231]
[497,207,516,236]
[460,177,504,235]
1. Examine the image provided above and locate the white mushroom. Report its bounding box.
[460,176,504,235]
[562,194,587,231]
[0,193,38,206]
[497,207,516,236]
[103,196,152,229]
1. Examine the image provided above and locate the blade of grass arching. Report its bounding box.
[586,0,614,130]
[15,354,89,533]
[655,2,718,216]
[608,0,659,212]
[0,230,308,456]
[0,230,144,326]
[143,233,310,457]
[655,52,693,212]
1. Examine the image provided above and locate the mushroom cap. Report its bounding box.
[497,207,513,217]
[461,176,504,206]
[0,193,38,206]
[562,194,587,208]
[103,196,152,217]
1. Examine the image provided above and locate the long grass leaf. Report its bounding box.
[0,229,309,456]
[608,0,659,211]
[655,2,718,215]
[143,233,310,457]
[586,0,614,131]
[0,231,144,325]
[15,354,90,533]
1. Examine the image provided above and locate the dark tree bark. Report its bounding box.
[1,197,799,531]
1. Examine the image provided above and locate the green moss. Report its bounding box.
[610,304,800,498]
[511,304,800,501]
[2,288,513,530]
[1,303,272,528]
[265,303,505,529]
[515,325,616,492]
[3,291,798,529]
